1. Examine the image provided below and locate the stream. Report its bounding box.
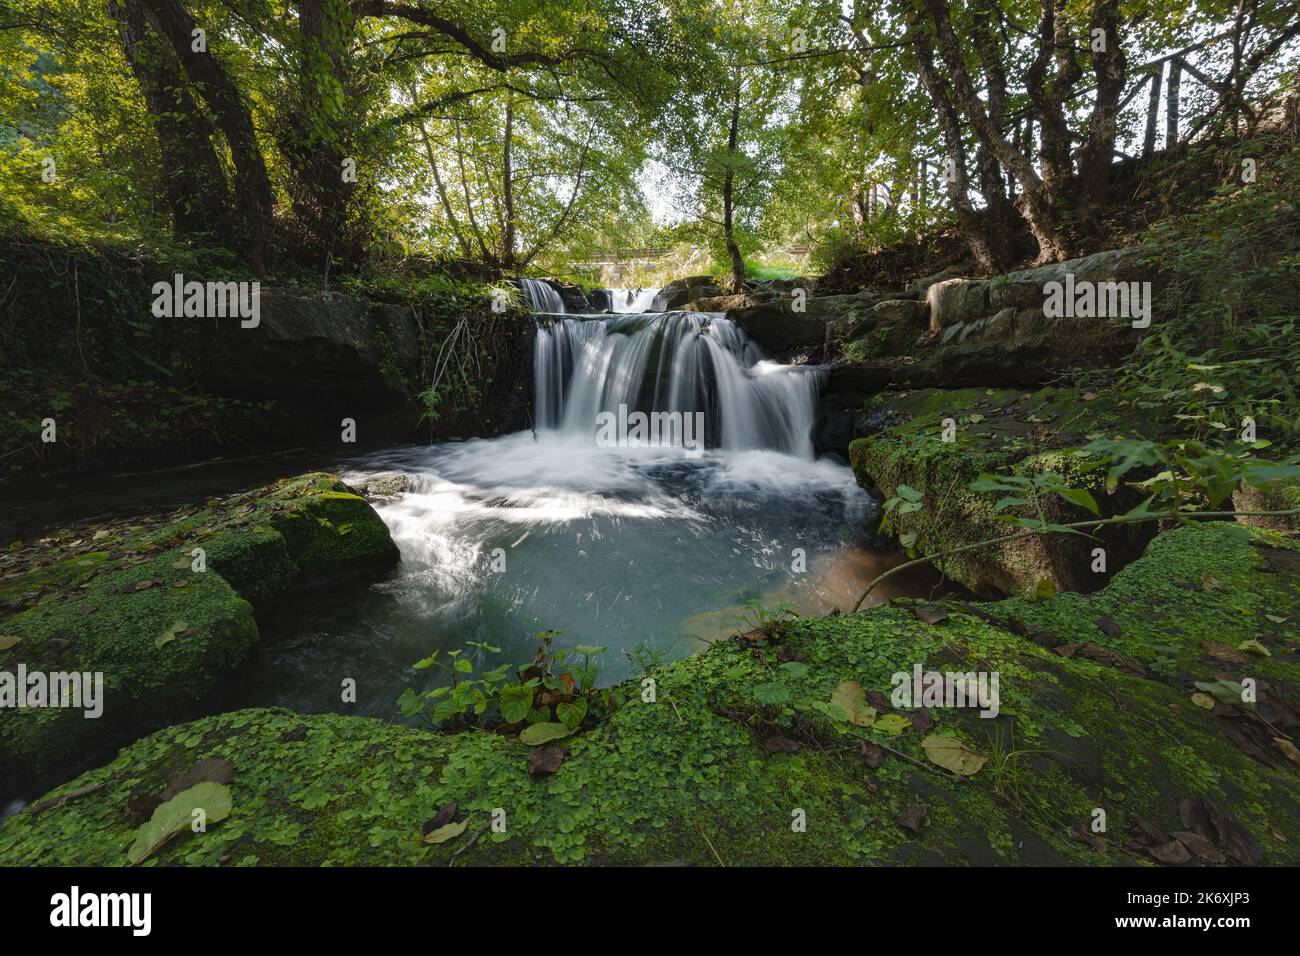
[229,306,944,719]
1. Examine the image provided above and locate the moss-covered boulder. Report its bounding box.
[848,386,1159,596]
[4,523,1297,867]
[0,472,398,787]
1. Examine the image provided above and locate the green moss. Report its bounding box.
[849,387,1159,594]
[0,550,257,776]
[0,471,399,782]
[986,522,1300,686]
[263,476,399,581]
[0,551,111,610]
[6,523,1298,866]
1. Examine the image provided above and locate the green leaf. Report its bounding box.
[1194,679,1246,705]
[1236,639,1272,658]
[873,713,911,736]
[1056,487,1101,516]
[556,698,588,732]
[155,620,187,650]
[499,683,533,723]
[753,681,791,705]
[519,722,572,746]
[127,782,231,864]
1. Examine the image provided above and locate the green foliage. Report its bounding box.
[397,630,610,736]
[1125,138,1300,443]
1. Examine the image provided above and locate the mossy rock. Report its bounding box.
[5,523,1298,867]
[849,386,1159,595]
[0,471,399,787]
[259,474,400,583]
[988,522,1300,691]
[0,550,257,780]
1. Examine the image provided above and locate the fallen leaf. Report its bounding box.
[1190,692,1216,710]
[1148,840,1191,865]
[1179,796,1264,865]
[1194,679,1245,705]
[527,744,569,775]
[763,736,800,754]
[1095,616,1122,639]
[1237,639,1272,658]
[0,635,21,651]
[1264,614,1289,625]
[1201,642,1251,664]
[921,734,987,776]
[1131,815,1171,846]
[907,708,935,734]
[859,741,883,769]
[830,681,876,727]
[159,758,235,802]
[911,604,949,625]
[897,804,928,834]
[874,713,911,736]
[1273,737,1300,767]
[127,782,231,864]
[1171,830,1226,864]
[422,819,468,845]
[133,580,154,591]
[155,620,188,650]
[1072,820,1106,852]
[426,801,458,831]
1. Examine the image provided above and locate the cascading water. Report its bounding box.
[607,287,659,313]
[235,305,939,721]
[518,277,566,313]
[533,312,823,457]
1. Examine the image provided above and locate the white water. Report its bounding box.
[518,277,566,313]
[534,312,823,457]
[241,308,895,715]
[607,287,659,313]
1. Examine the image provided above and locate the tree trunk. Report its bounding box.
[1166,58,1181,147]
[140,0,276,271]
[1075,0,1126,246]
[722,85,746,293]
[909,14,1001,270]
[290,0,359,274]
[501,93,516,271]
[109,0,231,241]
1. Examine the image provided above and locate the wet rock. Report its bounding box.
[357,473,409,502]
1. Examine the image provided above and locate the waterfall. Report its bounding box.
[519,278,566,313]
[608,287,660,313]
[533,312,824,458]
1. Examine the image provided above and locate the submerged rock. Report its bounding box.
[3,522,1297,866]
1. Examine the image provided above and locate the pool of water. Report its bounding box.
[231,431,933,721]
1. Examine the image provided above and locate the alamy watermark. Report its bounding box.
[595,404,706,457]
[151,273,260,328]
[891,664,1000,718]
[0,665,104,719]
[1042,273,1151,329]
[50,886,150,936]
